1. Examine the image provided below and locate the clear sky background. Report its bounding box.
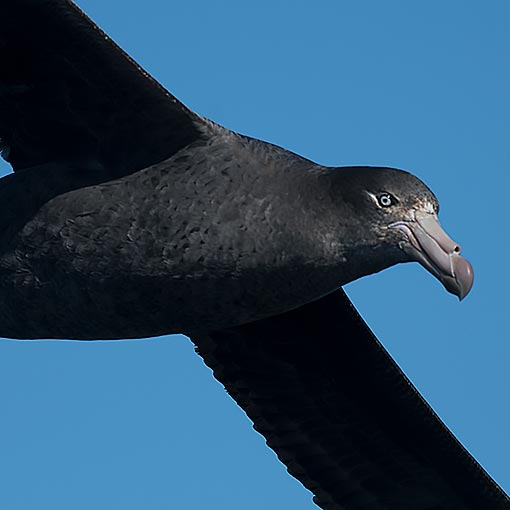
[0,1,508,509]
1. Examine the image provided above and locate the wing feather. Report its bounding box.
[0,0,205,174]
[192,290,510,510]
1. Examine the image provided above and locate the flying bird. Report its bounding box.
[0,1,507,509]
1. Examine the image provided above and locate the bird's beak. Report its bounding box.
[389,212,474,300]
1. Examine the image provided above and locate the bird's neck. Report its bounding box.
[272,169,407,292]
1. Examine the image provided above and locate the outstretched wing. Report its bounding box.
[192,289,510,510]
[0,0,205,175]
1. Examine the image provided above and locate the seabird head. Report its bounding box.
[332,167,474,300]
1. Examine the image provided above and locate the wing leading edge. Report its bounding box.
[0,0,205,175]
[192,289,510,510]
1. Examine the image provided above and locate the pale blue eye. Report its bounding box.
[378,193,395,207]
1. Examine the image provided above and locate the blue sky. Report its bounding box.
[0,1,508,509]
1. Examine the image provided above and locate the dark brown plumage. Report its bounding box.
[194,291,508,510]
[0,1,506,509]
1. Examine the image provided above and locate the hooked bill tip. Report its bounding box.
[453,255,474,301]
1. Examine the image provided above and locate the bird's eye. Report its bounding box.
[377,193,396,208]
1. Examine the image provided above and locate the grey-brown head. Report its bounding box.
[330,166,474,299]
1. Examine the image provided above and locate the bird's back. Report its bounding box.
[0,133,337,339]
